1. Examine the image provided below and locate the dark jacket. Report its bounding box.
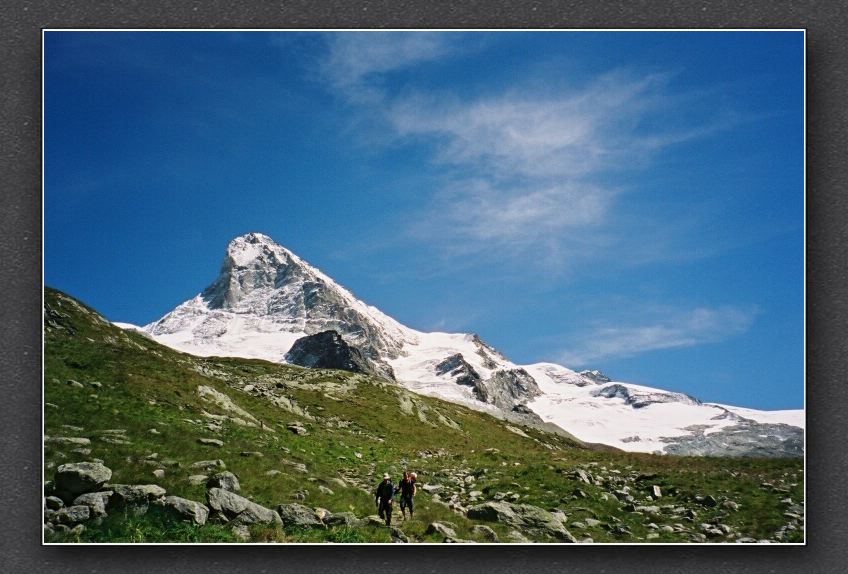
[375,480,395,502]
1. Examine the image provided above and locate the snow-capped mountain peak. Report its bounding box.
[135,233,803,457]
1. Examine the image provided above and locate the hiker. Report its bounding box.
[398,470,417,520]
[375,472,395,526]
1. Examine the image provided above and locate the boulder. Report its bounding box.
[188,474,209,486]
[54,505,91,525]
[277,503,325,529]
[72,491,112,517]
[190,459,226,471]
[206,488,282,526]
[107,484,166,514]
[206,471,241,492]
[426,522,457,538]
[466,501,576,542]
[471,524,499,542]
[197,438,224,447]
[45,496,64,510]
[158,496,209,526]
[54,462,112,496]
[324,511,361,528]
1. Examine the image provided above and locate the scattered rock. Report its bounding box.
[54,505,91,525]
[55,462,112,497]
[426,522,457,538]
[265,470,282,477]
[231,524,251,541]
[324,511,360,528]
[277,503,325,529]
[240,451,263,457]
[466,501,576,542]
[471,524,499,542]
[722,500,739,511]
[45,496,64,510]
[318,485,334,496]
[107,484,166,514]
[651,485,662,499]
[188,474,208,486]
[46,437,91,447]
[153,469,165,479]
[72,491,112,517]
[197,438,224,447]
[287,423,310,436]
[190,459,226,471]
[206,488,282,526]
[206,471,241,493]
[158,496,209,526]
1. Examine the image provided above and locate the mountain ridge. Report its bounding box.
[133,233,803,458]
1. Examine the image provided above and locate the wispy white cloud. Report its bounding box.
[559,306,758,367]
[321,32,457,101]
[316,34,739,270]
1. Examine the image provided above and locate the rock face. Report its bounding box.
[466,501,577,542]
[592,384,701,409]
[435,354,481,387]
[285,330,387,378]
[206,487,282,526]
[55,462,112,497]
[473,369,542,411]
[147,233,406,372]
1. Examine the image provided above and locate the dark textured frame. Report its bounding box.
[3,1,845,572]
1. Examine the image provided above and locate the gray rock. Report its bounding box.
[206,488,282,526]
[55,462,112,496]
[584,518,602,528]
[240,451,263,457]
[426,522,457,538]
[153,469,165,479]
[107,484,166,513]
[188,474,209,486]
[198,438,224,447]
[722,500,739,511]
[55,505,91,525]
[264,470,282,477]
[466,501,576,542]
[159,496,209,525]
[390,527,409,543]
[285,330,385,377]
[45,496,64,510]
[72,491,112,517]
[324,511,360,527]
[328,477,347,488]
[231,524,251,541]
[206,471,241,492]
[287,423,310,436]
[652,485,662,498]
[318,485,334,496]
[471,524,499,542]
[277,503,325,529]
[190,459,226,471]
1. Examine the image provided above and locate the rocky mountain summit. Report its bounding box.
[135,233,803,457]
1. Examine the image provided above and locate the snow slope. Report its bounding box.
[125,233,803,457]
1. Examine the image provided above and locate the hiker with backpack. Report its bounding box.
[398,470,417,520]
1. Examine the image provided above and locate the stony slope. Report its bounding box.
[135,233,803,457]
[44,288,804,544]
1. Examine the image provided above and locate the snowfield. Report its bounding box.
[117,233,804,456]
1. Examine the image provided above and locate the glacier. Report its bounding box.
[126,232,803,457]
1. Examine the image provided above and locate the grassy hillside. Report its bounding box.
[43,288,804,543]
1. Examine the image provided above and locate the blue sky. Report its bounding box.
[44,31,804,410]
